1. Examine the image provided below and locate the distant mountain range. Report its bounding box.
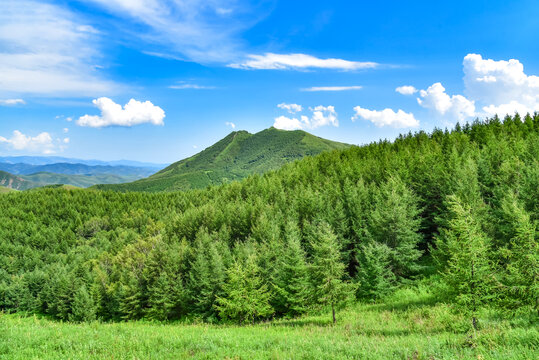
[95,127,351,192]
[0,157,167,190]
[0,156,167,168]
[0,162,158,177]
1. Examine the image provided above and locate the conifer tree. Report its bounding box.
[271,220,310,316]
[70,285,96,322]
[355,242,396,300]
[215,255,273,324]
[309,222,355,324]
[434,195,494,330]
[368,176,423,278]
[187,231,227,320]
[146,273,173,321]
[498,195,538,312]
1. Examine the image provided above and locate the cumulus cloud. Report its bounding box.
[463,53,539,116]
[225,121,236,129]
[229,53,378,71]
[310,105,338,128]
[0,0,116,97]
[395,86,417,95]
[301,86,362,92]
[417,82,475,122]
[77,97,165,128]
[273,105,338,130]
[0,130,55,154]
[0,99,25,106]
[277,103,303,114]
[273,115,308,131]
[352,106,419,128]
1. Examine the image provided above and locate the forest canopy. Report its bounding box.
[0,113,538,325]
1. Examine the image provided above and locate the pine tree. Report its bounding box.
[215,255,273,324]
[309,222,355,324]
[187,231,227,320]
[498,195,538,312]
[70,285,96,322]
[355,242,396,300]
[368,176,423,278]
[434,195,494,330]
[146,273,173,321]
[271,220,310,317]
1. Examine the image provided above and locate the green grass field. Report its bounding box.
[2,286,536,359]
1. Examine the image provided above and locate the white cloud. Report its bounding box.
[301,86,362,92]
[273,115,307,131]
[229,53,378,71]
[225,121,236,129]
[169,83,215,90]
[0,0,117,97]
[66,117,73,122]
[310,105,338,128]
[417,82,475,121]
[63,128,69,133]
[0,99,25,106]
[395,86,417,95]
[463,53,539,116]
[273,105,338,130]
[63,137,70,144]
[85,0,268,63]
[277,103,303,114]
[352,106,419,128]
[0,130,55,154]
[77,97,165,128]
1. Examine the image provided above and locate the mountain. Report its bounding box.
[95,127,351,192]
[0,162,158,177]
[0,170,145,190]
[0,156,167,169]
[0,171,37,190]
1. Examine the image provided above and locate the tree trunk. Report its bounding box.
[332,303,336,324]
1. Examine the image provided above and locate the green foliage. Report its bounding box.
[309,222,356,323]
[497,194,538,312]
[355,242,396,300]
[271,220,311,316]
[70,285,96,322]
[0,114,537,326]
[96,127,350,192]
[434,195,495,329]
[215,255,273,324]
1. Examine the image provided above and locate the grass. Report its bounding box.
[1,285,536,359]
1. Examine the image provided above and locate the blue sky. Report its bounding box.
[1,0,538,163]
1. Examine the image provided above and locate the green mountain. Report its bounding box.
[0,171,37,190]
[95,127,350,192]
[0,170,144,190]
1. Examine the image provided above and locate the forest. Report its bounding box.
[0,114,538,334]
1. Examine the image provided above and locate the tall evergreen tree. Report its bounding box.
[215,255,273,324]
[271,220,310,317]
[309,222,355,324]
[368,176,423,278]
[355,242,396,300]
[434,195,494,330]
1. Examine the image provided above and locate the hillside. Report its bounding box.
[96,127,350,192]
[0,170,37,190]
[0,170,146,190]
[0,162,158,177]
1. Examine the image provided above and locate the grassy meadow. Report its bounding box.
[2,285,537,360]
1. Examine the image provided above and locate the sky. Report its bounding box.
[0,0,538,163]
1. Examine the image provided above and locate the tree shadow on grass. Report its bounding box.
[366,294,440,313]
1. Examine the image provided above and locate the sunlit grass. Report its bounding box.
[1,285,536,359]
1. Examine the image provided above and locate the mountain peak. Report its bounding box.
[95,128,350,192]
